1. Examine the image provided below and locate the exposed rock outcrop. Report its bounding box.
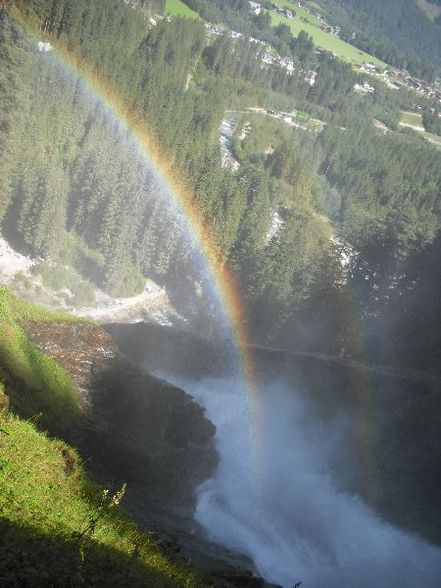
[24,322,118,408]
[23,320,217,527]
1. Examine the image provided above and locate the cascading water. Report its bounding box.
[160,371,441,588]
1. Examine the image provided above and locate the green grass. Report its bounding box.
[424,131,441,146]
[0,413,204,587]
[400,111,425,128]
[10,293,90,325]
[268,6,385,66]
[292,109,324,131]
[164,0,201,19]
[274,0,321,25]
[0,287,204,586]
[0,288,87,432]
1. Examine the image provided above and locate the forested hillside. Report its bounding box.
[0,0,440,371]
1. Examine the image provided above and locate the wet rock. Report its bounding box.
[85,357,217,519]
[24,322,118,409]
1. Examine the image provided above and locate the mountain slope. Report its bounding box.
[316,0,441,76]
[0,410,203,588]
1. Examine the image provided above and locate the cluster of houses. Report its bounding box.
[205,22,265,46]
[357,63,381,75]
[204,22,317,84]
[147,1,441,107]
[319,21,340,37]
[249,1,294,18]
[353,81,375,95]
[355,63,441,104]
[273,5,294,19]
[248,1,263,15]
[261,52,295,72]
[385,69,441,103]
[127,1,441,110]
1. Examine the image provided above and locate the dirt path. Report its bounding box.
[72,284,180,325]
[399,121,425,132]
[0,235,180,326]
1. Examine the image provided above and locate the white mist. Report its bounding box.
[160,374,441,587]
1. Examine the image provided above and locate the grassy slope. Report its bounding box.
[275,0,320,24]
[0,290,204,586]
[164,0,201,19]
[400,110,425,128]
[268,5,385,66]
[0,288,85,432]
[0,411,202,587]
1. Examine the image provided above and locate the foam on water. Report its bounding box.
[161,373,441,588]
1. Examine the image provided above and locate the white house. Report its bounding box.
[354,82,375,94]
[305,70,317,85]
[249,1,262,15]
[279,57,296,73]
[37,41,53,53]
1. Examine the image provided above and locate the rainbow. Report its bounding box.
[4,4,261,443]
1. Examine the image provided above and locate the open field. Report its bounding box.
[400,111,425,130]
[164,0,200,19]
[274,0,321,25]
[268,7,385,66]
[398,111,441,147]
[292,109,324,131]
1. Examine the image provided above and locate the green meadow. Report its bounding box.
[400,111,425,128]
[275,0,321,25]
[164,0,201,19]
[268,6,385,66]
[0,288,85,433]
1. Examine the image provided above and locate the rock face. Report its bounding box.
[85,356,217,525]
[24,322,118,408]
[23,321,217,528]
